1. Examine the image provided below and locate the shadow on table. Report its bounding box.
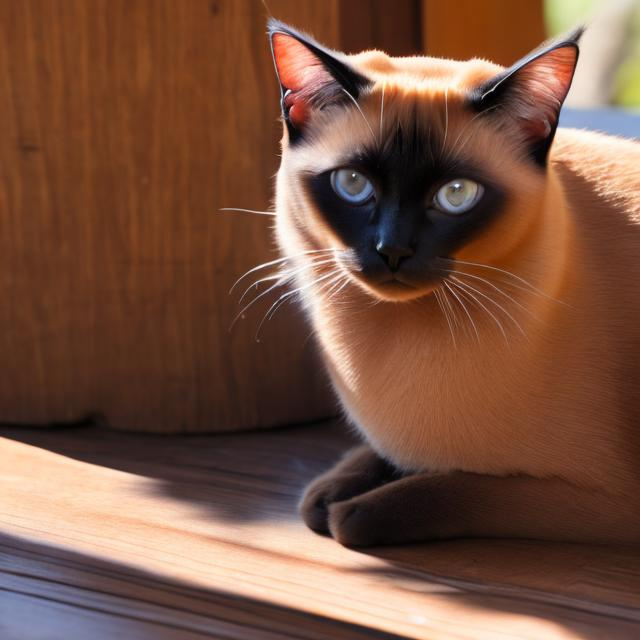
[0,531,407,640]
[4,422,640,637]
[0,418,353,523]
[4,528,640,640]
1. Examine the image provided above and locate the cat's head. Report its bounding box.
[269,20,581,302]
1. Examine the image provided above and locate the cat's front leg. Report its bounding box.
[328,471,639,546]
[299,444,399,534]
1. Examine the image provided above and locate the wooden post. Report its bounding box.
[0,0,339,432]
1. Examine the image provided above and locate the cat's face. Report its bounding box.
[270,22,580,302]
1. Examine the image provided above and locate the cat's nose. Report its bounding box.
[376,241,414,271]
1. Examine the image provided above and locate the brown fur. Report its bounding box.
[274,39,640,545]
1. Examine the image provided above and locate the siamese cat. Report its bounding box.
[265,19,640,546]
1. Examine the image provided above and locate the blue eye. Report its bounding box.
[330,169,375,205]
[433,179,484,214]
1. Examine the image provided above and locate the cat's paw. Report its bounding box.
[327,496,387,546]
[328,491,423,547]
[299,472,375,534]
[327,473,441,546]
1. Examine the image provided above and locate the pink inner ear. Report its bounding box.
[511,45,578,142]
[272,33,335,127]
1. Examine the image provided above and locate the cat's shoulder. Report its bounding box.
[551,128,640,212]
[551,128,640,184]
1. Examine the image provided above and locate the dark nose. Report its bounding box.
[376,241,414,271]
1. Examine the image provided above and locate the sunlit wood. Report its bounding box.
[3,422,640,638]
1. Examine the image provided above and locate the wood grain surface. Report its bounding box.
[340,0,423,56]
[0,0,339,433]
[423,0,546,65]
[2,422,640,639]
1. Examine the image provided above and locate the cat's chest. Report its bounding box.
[316,312,523,470]
[314,304,614,483]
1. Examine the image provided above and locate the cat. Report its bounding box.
[266,19,640,546]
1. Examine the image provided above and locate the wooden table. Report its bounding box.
[2,421,640,639]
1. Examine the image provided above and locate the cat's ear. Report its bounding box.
[268,19,371,140]
[473,28,583,166]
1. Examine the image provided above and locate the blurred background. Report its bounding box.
[547,0,640,109]
[1,0,637,435]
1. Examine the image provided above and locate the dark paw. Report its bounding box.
[299,483,331,534]
[299,472,371,535]
[328,498,382,547]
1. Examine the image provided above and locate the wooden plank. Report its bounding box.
[339,0,422,55]
[2,423,640,639]
[0,0,337,432]
[423,0,546,65]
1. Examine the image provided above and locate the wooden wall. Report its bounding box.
[423,0,546,65]
[0,1,544,432]
[0,1,342,432]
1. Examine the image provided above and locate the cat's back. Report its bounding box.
[551,128,640,225]
[550,127,640,305]
[551,129,640,418]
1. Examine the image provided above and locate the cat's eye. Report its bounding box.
[330,169,375,205]
[433,179,484,214]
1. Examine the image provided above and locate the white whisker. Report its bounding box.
[450,277,509,342]
[449,103,503,155]
[445,280,479,342]
[283,268,341,302]
[229,248,337,294]
[316,272,345,296]
[237,256,337,304]
[229,277,289,332]
[256,293,296,339]
[434,288,456,349]
[443,269,538,321]
[442,257,566,305]
[451,276,526,339]
[341,87,376,143]
[254,269,341,339]
[379,83,386,145]
[237,272,286,305]
[441,86,449,156]
[263,292,292,323]
[219,207,276,217]
[328,276,350,300]
[324,273,348,299]
[440,284,460,330]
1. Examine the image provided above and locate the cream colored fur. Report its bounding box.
[275,51,640,542]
